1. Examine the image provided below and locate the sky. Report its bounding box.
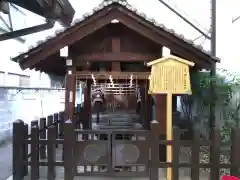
[0,0,239,73]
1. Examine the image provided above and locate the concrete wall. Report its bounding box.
[0,89,65,142]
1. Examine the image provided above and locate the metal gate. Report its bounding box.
[74,129,149,177]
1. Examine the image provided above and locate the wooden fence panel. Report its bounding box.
[47,115,54,127]
[47,125,56,180]
[172,127,180,180]
[30,125,39,179]
[31,120,38,127]
[12,116,240,180]
[191,128,200,180]
[23,123,28,176]
[39,117,46,159]
[210,129,220,180]
[59,111,64,138]
[53,113,59,148]
[150,121,159,180]
[230,128,240,177]
[64,120,74,180]
[12,112,63,180]
[12,120,25,180]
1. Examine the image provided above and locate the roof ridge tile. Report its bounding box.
[12,0,219,63]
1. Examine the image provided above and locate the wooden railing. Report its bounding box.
[12,111,65,180]
[12,116,240,180]
[12,106,85,180]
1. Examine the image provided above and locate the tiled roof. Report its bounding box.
[12,0,220,62]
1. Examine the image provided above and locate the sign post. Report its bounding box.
[147,55,194,180]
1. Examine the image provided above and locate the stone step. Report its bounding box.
[99,124,133,129]
[93,118,138,122]
[92,119,139,123]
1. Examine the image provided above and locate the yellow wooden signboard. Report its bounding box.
[147,55,194,95]
[147,55,194,180]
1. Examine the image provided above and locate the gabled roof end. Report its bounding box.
[147,55,195,67]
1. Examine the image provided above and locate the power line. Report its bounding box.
[193,29,211,45]
[209,0,217,131]
[232,15,240,23]
[157,0,210,39]
[165,0,209,32]
[193,34,204,41]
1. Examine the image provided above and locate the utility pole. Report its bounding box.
[209,0,216,131]
[157,0,217,134]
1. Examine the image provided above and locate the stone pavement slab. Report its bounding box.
[0,142,12,180]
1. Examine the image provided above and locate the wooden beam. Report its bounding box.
[111,37,121,71]
[22,10,120,69]
[111,62,121,71]
[73,59,90,68]
[112,37,120,52]
[75,52,158,63]
[64,67,76,120]
[75,71,150,80]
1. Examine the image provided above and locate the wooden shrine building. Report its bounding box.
[11,0,219,135]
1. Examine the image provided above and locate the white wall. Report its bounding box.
[0,33,61,137]
[0,37,51,87]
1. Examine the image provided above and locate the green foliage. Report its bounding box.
[190,71,233,107]
[180,69,240,174]
[181,69,240,140]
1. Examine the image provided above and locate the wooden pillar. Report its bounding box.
[155,94,167,134]
[83,79,92,129]
[64,59,76,122]
[145,79,152,130]
[172,95,177,125]
[139,80,146,126]
[155,94,167,162]
[155,95,176,130]
[172,95,177,112]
